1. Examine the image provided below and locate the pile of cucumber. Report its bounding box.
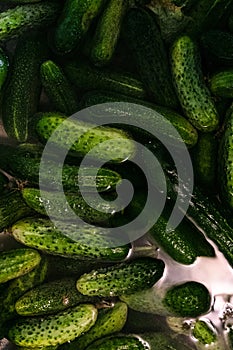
[2,0,233,349]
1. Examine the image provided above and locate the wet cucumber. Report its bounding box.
[40,60,78,115]
[8,304,98,347]
[85,336,146,350]
[171,35,219,132]
[2,33,48,142]
[192,320,217,346]
[91,0,128,66]
[53,0,107,54]
[210,69,233,98]
[123,7,178,109]
[0,2,61,42]
[64,60,147,99]
[76,257,165,297]
[11,217,130,261]
[15,278,100,316]
[0,248,41,284]
[35,112,136,163]
[61,302,128,350]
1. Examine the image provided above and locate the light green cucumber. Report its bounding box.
[61,302,128,350]
[11,217,130,261]
[8,304,98,347]
[0,248,41,284]
[192,320,217,345]
[171,35,219,132]
[76,258,165,297]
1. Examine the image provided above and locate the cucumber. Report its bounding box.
[80,90,198,147]
[85,336,146,350]
[90,0,128,67]
[228,328,233,349]
[191,133,218,192]
[192,320,217,345]
[0,248,41,284]
[35,112,136,163]
[2,33,48,142]
[171,35,219,132]
[21,188,126,227]
[64,60,147,99]
[123,7,178,109]
[163,282,211,317]
[0,2,61,42]
[0,48,9,89]
[53,0,107,54]
[40,60,78,115]
[8,304,98,347]
[76,257,165,297]
[61,302,128,350]
[15,278,100,316]
[0,191,34,232]
[210,69,233,98]
[11,217,130,261]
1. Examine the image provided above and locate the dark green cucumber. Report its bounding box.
[15,278,100,316]
[80,90,198,147]
[91,0,128,66]
[228,328,233,349]
[123,7,178,109]
[171,35,219,132]
[0,48,9,89]
[210,69,233,98]
[11,217,130,261]
[53,0,107,54]
[138,332,194,350]
[0,172,8,195]
[85,336,146,350]
[0,248,41,284]
[76,257,165,297]
[8,304,98,347]
[2,33,47,142]
[0,191,34,232]
[163,281,211,317]
[64,60,147,99]
[40,60,78,115]
[61,302,128,350]
[35,112,136,163]
[0,2,61,42]
[191,133,218,192]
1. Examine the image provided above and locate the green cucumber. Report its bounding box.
[80,90,198,147]
[0,2,61,42]
[192,320,217,345]
[15,278,100,316]
[123,7,178,109]
[64,60,147,99]
[11,217,130,261]
[191,133,218,192]
[228,328,233,349]
[171,35,219,132]
[35,112,136,163]
[61,302,128,350]
[53,0,107,54]
[0,191,34,232]
[2,33,48,142]
[91,0,128,67]
[76,257,165,297]
[0,248,41,284]
[138,332,194,350]
[85,336,146,350]
[210,69,233,98]
[21,188,126,227]
[40,60,78,115]
[8,304,98,347]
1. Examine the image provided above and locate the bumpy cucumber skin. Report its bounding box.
[192,320,217,345]
[2,33,47,142]
[8,304,98,347]
[80,90,198,148]
[11,217,130,261]
[86,336,146,350]
[64,60,147,99]
[0,248,41,284]
[91,0,127,66]
[171,35,219,132]
[40,60,78,115]
[76,258,165,297]
[63,302,128,350]
[123,7,178,109]
[15,278,100,316]
[0,2,61,42]
[53,0,107,54]
[210,69,233,98]
[163,282,211,317]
